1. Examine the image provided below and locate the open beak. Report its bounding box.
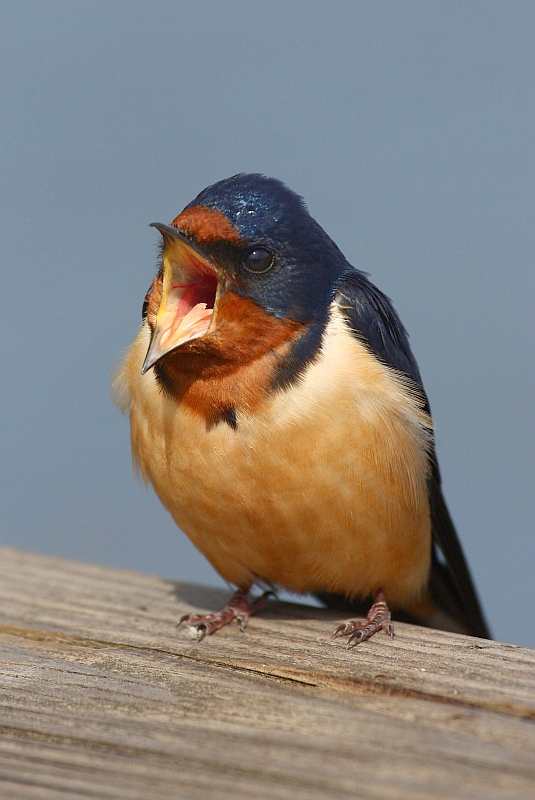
[141,223,219,374]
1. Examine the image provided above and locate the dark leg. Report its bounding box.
[333,589,394,647]
[178,587,272,641]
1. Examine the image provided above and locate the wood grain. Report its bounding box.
[0,546,534,799]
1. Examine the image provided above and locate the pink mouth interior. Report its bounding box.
[175,273,217,320]
[161,268,218,347]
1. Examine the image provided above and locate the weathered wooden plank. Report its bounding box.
[0,546,534,799]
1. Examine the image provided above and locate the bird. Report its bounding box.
[113,173,490,646]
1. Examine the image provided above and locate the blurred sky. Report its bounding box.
[1,2,534,647]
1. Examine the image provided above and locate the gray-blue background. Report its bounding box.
[2,2,533,647]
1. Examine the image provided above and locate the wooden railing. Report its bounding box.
[0,546,534,798]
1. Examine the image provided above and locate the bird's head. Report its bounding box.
[141,174,348,392]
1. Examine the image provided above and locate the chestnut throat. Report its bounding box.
[152,292,310,429]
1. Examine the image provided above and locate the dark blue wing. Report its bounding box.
[334,268,424,389]
[330,268,490,639]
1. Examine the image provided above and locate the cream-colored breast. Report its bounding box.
[114,307,433,606]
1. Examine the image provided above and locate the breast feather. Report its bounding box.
[113,310,433,604]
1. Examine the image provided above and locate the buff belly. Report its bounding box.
[115,311,433,607]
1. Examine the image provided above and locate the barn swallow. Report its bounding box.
[114,173,490,646]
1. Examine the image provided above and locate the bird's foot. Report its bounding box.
[178,587,272,641]
[333,589,394,647]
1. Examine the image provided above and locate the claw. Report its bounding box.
[332,622,355,639]
[195,624,208,643]
[333,590,394,647]
[177,587,272,640]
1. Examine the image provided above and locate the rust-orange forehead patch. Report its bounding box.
[171,205,242,245]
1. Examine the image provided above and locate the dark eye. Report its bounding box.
[243,247,273,274]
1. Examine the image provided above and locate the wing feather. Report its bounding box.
[324,268,490,638]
